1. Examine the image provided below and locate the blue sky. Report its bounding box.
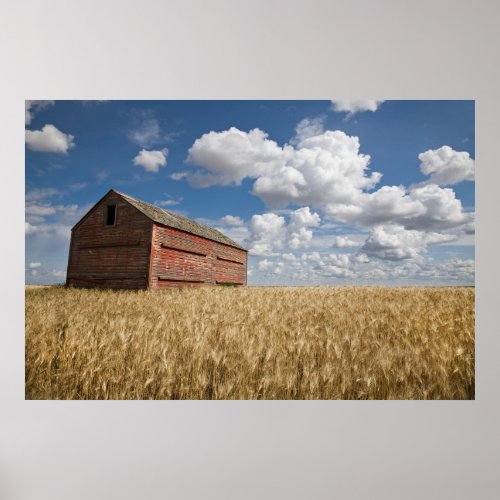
[25,100,475,285]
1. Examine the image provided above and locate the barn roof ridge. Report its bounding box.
[112,189,246,251]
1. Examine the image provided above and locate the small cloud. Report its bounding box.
[25,124,75,153]
[25,204,56,216]
[29,262,41,269]
[128,113,161,148]
[258,258,274,271]
[170,172,189,181]
[25,222,38,234]
[132,148,168,173]
[25,100,55,125]
[96,170,109,184]
[155,198,182,207]
[163,130,184,144]
[281,253,297,262]
[25,187,61,202]
[354,253,370,264]
[330,100,384,115]
[128,111,183,147]
[418,145,474,185]
[220,215,244,226]
[331,236,360,248]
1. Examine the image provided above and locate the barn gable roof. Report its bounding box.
[113,190,246,251]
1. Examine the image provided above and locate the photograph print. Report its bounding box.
[25,100,475,400]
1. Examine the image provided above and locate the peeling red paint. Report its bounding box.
[66,191,247,290]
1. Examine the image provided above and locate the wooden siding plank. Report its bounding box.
[150,224,247,289]
[78,242,140,250]
[216,256,244,265]
[160,244,207,257]
[157,276,206,283]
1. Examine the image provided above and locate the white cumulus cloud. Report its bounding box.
[258,259,274,271]
[331,236,360,248]
[253,130,381,210]
[287,207,321,249]
[180,123,474,268]
[132,148,168,173]
[326,182,473,233]
[185,126,384,215]
[359,224,456,261]
[419,145,474,185]
[220,215,244,226]
[247,213,286,256]
[246,207,320,255]
[186,127,284,186]
[25,124,75,153]
[182,125,474,236]
[404,183,472,231]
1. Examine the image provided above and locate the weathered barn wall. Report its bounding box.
[66,192,153,289]
[66,190,247,290]
[150,224,247,289]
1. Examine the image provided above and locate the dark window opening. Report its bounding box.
[106,205,117,226]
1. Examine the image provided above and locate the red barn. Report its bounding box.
[66,189,247,289]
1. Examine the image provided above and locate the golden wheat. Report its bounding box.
[25,286,474,400]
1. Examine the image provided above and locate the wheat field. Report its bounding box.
[25,286,474,400]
